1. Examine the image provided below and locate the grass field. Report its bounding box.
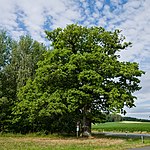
[92,121,150,133]
[0,134,150,150]
[1,121,150,150]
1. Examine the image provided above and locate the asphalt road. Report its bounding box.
[128,146,150,150]
[99,132,150,138]
[92,132,150,150]
[102,132,150,150]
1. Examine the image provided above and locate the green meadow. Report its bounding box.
[92,121,150,133]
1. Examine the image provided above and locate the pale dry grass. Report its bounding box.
[6,137,124,146]
[1,136,150,150]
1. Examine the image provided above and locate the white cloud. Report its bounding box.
[0,0,81,41]
[96,0,104,8]
[116,0,150,63]
[0,0,17,30]
[126,71,150,119]
[0,0,149,120]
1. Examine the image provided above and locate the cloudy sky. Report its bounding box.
[0,0,149,120]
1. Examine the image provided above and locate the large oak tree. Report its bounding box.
[15,24,144,135]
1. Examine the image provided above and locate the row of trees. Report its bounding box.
[0,31,46,132]
[0,24,144,135]
[105,114,150,122]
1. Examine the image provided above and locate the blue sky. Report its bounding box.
[0,0,150,120]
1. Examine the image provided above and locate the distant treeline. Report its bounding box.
[122,116,150,122]
[105,114,150,122]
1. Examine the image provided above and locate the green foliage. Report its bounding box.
[0,32,46,132]
[0,24,144,134]
[0,30,12,70]
[13,24,144,134]
[11,35,46,89]
[105,114,122,122]
[0,31,17,132]
[104,114,150,123]
[123,117,150,122]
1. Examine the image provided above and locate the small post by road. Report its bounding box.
[141,136,144,143]
[76,122,80,138]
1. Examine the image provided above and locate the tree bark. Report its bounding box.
[82,105,91,137]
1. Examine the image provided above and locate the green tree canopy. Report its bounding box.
[15,24,144,134]
[0,31,16,132]
[0,33,46,132]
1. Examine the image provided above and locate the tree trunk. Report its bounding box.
[82,105,91,137]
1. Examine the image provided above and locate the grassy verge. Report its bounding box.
[0,133,150,150]
[92,121,150,133]
[1,121,150,150]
